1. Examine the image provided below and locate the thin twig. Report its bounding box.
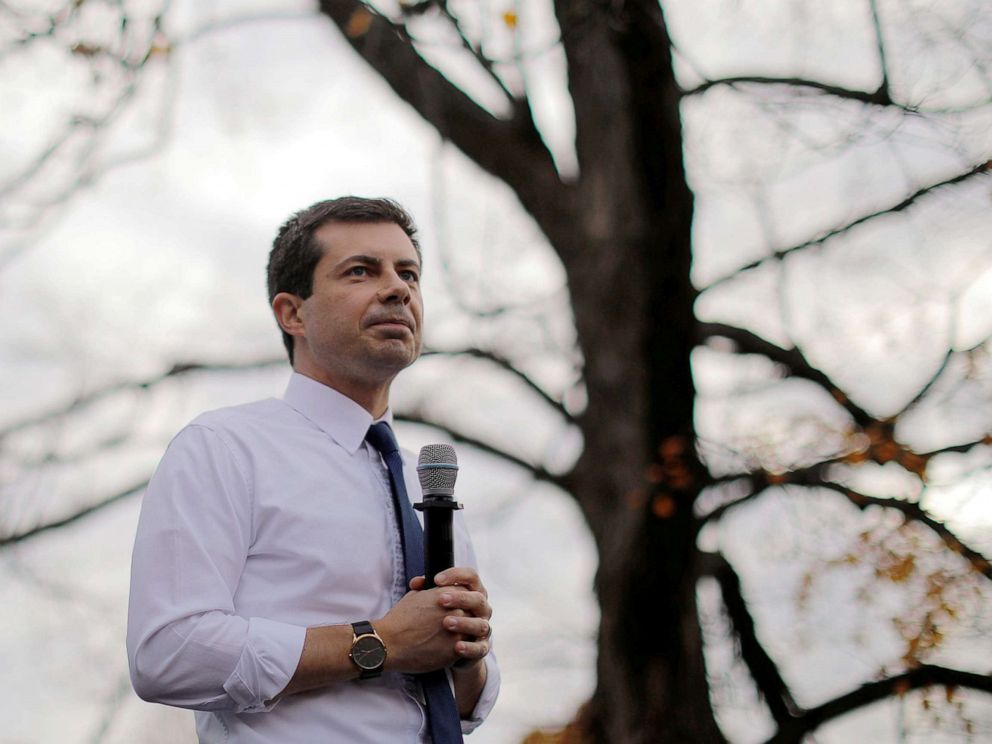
[702,160,992,292]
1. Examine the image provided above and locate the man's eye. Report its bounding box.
[400,270,419,282]
[347,266,368,276]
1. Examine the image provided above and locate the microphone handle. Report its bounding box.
[415,496,462,589]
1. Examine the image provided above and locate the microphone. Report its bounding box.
[414,444,463,589]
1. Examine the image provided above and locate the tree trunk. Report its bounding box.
[554,1,723,741]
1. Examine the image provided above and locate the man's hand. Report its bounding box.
[278,568,493,701]
[415,568,492,668]
[410,567,493,718]
[375,567,492,675]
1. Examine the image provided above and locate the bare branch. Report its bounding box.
[703,160,992,291]
[867,0,890,98]
[696,322,874,428]
[0,479,147,548]
[684,76,893,107]
[0,358,286,440]
[765,664,992,744]
[812,481,992,581]
[0,104,118,202]
[0,8,168,196]
[0,352,574,547]
[316,1,578,250]
[0,0,80,63]
[697,479,762,524]
[425,1,517,105]
[422,347,574,422]
[0,8,171,267]
[396,410,574,493]
[681,3,904,108]
[9,431,134,472]
[894,353,955,421]
[895,338,992,419]
[702,463,992,583]
[701,551,800,724]
[919,436,991,459]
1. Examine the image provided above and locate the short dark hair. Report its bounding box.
[267,196,421,363]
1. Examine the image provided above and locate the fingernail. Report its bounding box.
[440,593,452,605]
[435,572,447,584]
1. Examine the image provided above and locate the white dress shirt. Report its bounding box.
[127,372,499,743]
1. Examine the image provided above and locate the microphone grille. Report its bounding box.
[417,443,458,494]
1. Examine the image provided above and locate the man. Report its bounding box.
[127,197,498,742]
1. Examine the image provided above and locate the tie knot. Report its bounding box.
[366,422,400,456]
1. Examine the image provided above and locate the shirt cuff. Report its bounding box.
[222,617,307,713]
[459,652,500,734]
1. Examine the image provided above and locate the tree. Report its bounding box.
[308,1,992,741]
[2,1,991,742]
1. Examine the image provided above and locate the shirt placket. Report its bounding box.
[365,443,407,605]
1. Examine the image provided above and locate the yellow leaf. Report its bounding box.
[346,8,374,38]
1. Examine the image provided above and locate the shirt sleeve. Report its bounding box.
[126,424,306,713]
[459,653,501,734]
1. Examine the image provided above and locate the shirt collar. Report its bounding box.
[282,372,393,455]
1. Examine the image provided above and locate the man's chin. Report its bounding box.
[367,342,419,371]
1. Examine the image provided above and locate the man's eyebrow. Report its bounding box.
[331,254,422,273]
[332,254,381,271]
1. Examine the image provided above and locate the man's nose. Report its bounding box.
[377,271,411,304]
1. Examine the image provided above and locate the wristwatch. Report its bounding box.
[349,621,387,679]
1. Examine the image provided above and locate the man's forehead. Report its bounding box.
[314,220,419,263]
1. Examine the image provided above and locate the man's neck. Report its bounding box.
[292,365,392,419]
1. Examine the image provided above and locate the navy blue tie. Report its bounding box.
[366,422,464,744]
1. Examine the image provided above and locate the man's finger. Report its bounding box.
[454,638,490,661]
[439,590,491,619]
[443,615,491,639]
[433,567,486,596]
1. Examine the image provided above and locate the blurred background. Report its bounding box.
[1,1,990,742]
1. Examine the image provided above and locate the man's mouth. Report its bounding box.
[368,317,413,332]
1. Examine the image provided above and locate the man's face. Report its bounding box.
[297,221,423,386]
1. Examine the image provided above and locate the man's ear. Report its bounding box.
[272,292,306,338]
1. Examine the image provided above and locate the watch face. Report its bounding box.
[352,635,386,670]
